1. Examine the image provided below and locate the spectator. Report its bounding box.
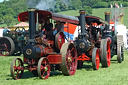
[54,21,65,33]
[41,19,53,39]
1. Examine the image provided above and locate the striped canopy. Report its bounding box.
[15,22,29,27]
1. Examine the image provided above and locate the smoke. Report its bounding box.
[27,0,70,11]
[36,0,56,10]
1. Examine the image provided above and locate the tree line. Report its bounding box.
[0,0,128,26]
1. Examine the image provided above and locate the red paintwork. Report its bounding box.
[23,57,27,63]
[64,23,77,34]
[107,37,112,44]
[95,49,100,70]
[57,32,65,50]
[107,40,111,67]
[0,43,10,56]
[18,10,52,23]
[66,45,77,75]
[18,10,79,25]
[47,54,62,64]
[40,58,50,80]
[77,53,91,61]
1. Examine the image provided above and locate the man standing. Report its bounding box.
[55,21,64,33]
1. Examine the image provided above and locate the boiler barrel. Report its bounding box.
[23,44,46,59]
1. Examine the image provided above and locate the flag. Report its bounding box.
[110,4,113,8]
[120,4,123,7]
[115,3,119,8]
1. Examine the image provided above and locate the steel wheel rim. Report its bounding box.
[37,58,50,80]
[107,40,111,67]
[0,38,11,56]
[117,45,124,63]
[55,32,65,50]
[95,49,100,69]
[60,43,77,76]
[0,37,15,56]
[100,39,111,67]
[66,44,77,75]
[121,46,124,61]
[58,33,65,49]
[92,48,100,70]
[10,58,24,80]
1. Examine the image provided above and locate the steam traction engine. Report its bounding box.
[102,12,124,63]
[75,10,111,70]
[10,9,77,80]
[0,26,27,56]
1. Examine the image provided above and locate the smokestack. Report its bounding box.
[79,10,86,39]
[28,8,36,41]
[104,12,110,30]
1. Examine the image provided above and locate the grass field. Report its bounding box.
[0,50,128,85]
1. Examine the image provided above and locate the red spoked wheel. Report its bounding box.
[60,43,77,76]
[92,48,100,70]
[117,45,124,63]
[0,37,15,56]
[37,57,50,80]
[55,31,65,51]
[10,58,24,80]
[100,39,111,67]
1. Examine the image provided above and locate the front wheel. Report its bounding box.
[117,45,124,63]
[37,57,50,80]
[10,58,24,80]
[92,48,100,70]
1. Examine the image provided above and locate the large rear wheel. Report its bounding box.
[100,39,111,67]
[0,37,15,56]
[60,43,77,76]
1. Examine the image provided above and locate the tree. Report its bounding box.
[69,0,82,10]
[93,2,109,8]
[82,6,92,14]
[3,15,16,26]
[82,0,101,7]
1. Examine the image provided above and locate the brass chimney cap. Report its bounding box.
[104,12,110,15]
[28,8,36,11]
[79,10,86,14]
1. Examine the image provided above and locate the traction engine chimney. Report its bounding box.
[105,12,110,30]
[79,10,86,39]
[28,8,36,43]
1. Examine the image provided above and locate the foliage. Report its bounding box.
[122,1,128,7]
[0,0,128,27]
[0,0,28,26]
[82,6,92,14]
[93,2,109,8]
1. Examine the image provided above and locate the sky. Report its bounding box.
[0,0,9,2]
[0,0,4,2]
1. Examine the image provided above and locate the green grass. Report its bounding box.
[0,50,128,85]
